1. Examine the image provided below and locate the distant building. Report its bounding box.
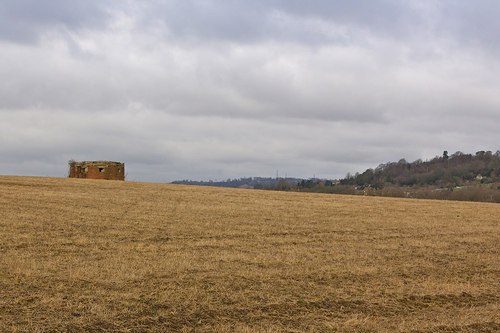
[68,161,125,181]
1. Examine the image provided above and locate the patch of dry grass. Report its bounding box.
[0,176,499,332]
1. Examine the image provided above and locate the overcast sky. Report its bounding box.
[1,0,499,182]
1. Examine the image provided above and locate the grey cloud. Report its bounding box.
[136,1,500,55]
[0,0,112,43]
[1,104,499,181]
[440,1,500,51]
[140,0,423,45]
[2,0,498,52]
[1,1,500,182]
[0,33,390,123]
[0,0,430,45]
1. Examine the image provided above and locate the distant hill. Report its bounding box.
[172,177,302,190]
[341,150,500,188]
[307,150,500,203]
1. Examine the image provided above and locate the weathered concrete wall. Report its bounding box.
[69,161,125,181]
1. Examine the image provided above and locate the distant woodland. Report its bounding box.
[324,150,500,203]
[341,150,500,187]
[173,151,500,203]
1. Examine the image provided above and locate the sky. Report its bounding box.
[1,0,499,182]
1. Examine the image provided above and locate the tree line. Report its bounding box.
[173,150,500,203]
[340,150,500,188]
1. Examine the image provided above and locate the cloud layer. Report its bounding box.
[1,1,499,181]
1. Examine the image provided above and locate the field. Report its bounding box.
[0,176,499,332]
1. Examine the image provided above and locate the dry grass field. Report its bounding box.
[0,176,499,332]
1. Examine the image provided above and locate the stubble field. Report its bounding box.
[0,176,499,332]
